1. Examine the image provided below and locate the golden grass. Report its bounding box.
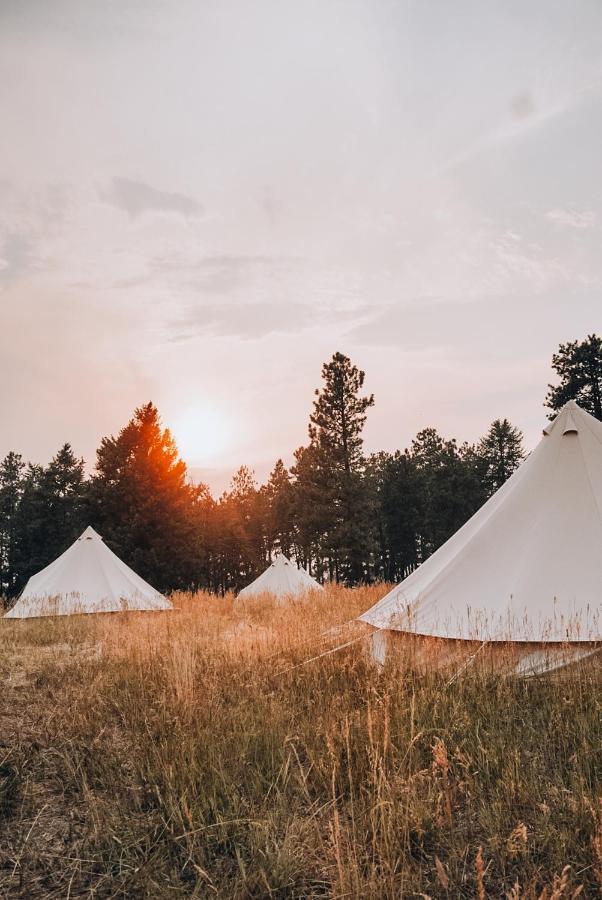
[0,585,600,898]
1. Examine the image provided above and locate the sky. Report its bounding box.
[1,0,601,494]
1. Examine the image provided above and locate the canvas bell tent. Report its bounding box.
[238,554,323,604]
[360,401,602,676]
[5,526,171,618]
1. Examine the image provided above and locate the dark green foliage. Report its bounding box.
[409,429,487,559]
[214,466,267,592]
[290,442,333,576]
[309,351,374,476]
[366,450,422,582]
[88,402,208,593]
[0,452,25,596]
[1,445,87,597]
[546,333,602,420]
[295,352,375,584]
[263,460,295,559]
[477,418,525,496]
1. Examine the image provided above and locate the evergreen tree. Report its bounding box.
[365,451,421,583]
[309,352,374,475]
[218,466,265,590]
[477,418,524,496]
[290,442,332,579]
[10,446,87,593]
[0,452,25,597]
[263,459,295,558]
[545,333,602,420]
[411,429,484,558]
[305,352,375,584]
[89,402,205,592]
[42,444,87,550]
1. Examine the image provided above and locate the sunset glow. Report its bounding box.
[0,1,600,489]
[170,404,234,467]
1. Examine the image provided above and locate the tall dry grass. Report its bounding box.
[0,585,599,898]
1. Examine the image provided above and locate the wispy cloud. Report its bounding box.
[0,232,36,283]
[546,207,597,229]
[435,88,596,178]
[169,296,370,342]
[346,292,601,357]
[101,178,203,218]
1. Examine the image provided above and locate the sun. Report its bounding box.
[170,403,234,466]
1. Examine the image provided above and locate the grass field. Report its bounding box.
[0,586,600,898]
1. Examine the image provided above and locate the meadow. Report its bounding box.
[0,586,600,899]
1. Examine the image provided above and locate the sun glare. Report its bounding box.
[170,404,233,466]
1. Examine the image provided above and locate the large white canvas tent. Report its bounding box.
[5,526,171,618]
[360,401,602,675]
[238,554,323,604]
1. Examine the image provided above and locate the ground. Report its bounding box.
[0,587,600,898]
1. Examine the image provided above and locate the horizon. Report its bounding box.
[2,1,601,494]
[0,349,584,497]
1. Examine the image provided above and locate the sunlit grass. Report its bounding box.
[0,586,600,898]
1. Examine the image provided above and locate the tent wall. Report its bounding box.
[367,629,601,678]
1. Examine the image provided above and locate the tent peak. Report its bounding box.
[562,412,579,435]
[272,553,291,565]
[543,400,586,436]
[238,553,323,602]
[78,526,103,541]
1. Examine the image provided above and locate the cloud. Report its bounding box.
[170,298,367,342]
[546,207,597,229]
[101,177,202,218]
[0,232,36,283]
[436,88,593,179]
[345,293,601,355]
[171,301,310,341]
[511,92,535,120]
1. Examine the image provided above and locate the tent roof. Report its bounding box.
[360,401,602,643]
[5,526,171,618]
[238,554,323,602]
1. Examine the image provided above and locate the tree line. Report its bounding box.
[1,334,600,599]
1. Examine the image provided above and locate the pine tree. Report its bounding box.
[365,451,421,583]
[90,402,205,591]
[42,444,87,549]
[0,452,25,597]
[545,333,602,420]
[218,466,264,590]
[263,459,295,558]
[10,446,88,593]
[411,429,484,558]
[290,443,332,579]
[309,352,374,475]
[304,352,375,584]
[477,419,524,496]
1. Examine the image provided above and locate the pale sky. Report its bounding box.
[1,0,601,493]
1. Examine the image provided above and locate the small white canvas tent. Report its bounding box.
[360,401,602,675]
[238,554,323,604]
[5,526,171,618]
